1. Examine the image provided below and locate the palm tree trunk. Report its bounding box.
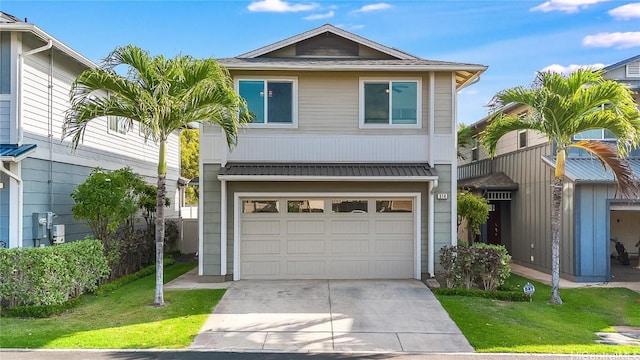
[154,140,167,306]
[550,176,563,305]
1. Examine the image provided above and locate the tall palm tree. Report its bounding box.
[482,69,640,304]
[63,45,249,306]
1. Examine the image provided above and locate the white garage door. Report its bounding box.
[240,197,415,280]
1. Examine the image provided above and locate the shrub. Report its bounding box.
[432,287,528,302]
[439,243,511,290]
[0,239,109,308]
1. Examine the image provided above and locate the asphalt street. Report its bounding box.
[2,351,639,360]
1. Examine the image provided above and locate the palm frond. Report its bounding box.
[570,140,639,199]
[480,111,546,157]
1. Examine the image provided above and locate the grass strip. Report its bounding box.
[436,274,640,354]
[0,262,225,349]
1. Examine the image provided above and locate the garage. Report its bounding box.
[238,197,416,280]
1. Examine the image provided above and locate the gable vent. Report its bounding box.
[627,62,640,78]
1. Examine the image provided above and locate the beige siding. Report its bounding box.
[231,70,430,135]
[434,72,452,134]
[202,164,222,276]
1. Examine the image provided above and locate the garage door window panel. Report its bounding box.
[287,200,324,213]
[376,200,413,213]
[332,200,368,213]
[243,200,280,213]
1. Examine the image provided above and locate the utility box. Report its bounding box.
[32,213,49,240]
[52,224,65,244]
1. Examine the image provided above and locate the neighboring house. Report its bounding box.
[0,12,181,247]
[199,24,486,281]
[458,55,640,282]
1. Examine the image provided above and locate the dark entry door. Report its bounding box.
[487,202,501,245]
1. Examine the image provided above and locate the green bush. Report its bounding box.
[0,239,110,308]
[432,287,529,302]
[95,255,175,296]
[439,243,511,290]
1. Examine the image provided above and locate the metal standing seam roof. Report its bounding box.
[542,156,640,183]
[218,163,437,178]
[0,144,37,161]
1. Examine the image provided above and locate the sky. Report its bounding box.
[2,0,639,124]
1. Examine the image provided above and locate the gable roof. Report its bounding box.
[238,24,418,60]
[603,54,640,73]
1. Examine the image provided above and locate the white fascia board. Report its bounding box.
[5,23,96,69]
[218,175,439,182]
[220,63,488,73]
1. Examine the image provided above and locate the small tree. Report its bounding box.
[457,191,489,240]
[71,167,144,241]
[181,129,199,205]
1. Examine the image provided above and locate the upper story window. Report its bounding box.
[237,78,297,127]
[0,32,11,94]
[471,136,479,162]
[360,78,421,128]
[108,116,127,136]
[573,129,616,141]
[626,62,640,78]
[518,130,527,149]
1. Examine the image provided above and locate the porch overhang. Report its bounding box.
[0,144,37,162]
[457,172,519,191]
[217,162,438,182]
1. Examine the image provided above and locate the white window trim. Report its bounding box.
[626,62,640,78]
[235,76,298,128]
[107,116,127,138]
[518,129,527,149]
[359,77,422,129]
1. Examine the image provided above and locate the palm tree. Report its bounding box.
[63,45,250,306]
[482,69,640,304]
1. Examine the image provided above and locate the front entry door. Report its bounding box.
[487,202,501,245]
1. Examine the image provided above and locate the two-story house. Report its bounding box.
[198,24,486,281]
[0,12,181,247]
[458,55,640,282]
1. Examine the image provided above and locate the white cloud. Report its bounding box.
[609,3,640,20]
[541,63,605,76]
[247,0,319,13]
[583,32,640,49]
[530,0,609,13]
[303,10,334,20]
[355,3,392,12]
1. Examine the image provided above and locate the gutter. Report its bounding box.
[217,175,439,182]
[218,63,489,73]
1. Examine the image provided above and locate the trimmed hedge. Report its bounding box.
[95,256,175,296]
[432,287,529,302]
[0,239,110,309]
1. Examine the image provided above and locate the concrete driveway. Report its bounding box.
[190,279,473,353]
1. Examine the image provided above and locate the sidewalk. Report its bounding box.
[510,263,640,293]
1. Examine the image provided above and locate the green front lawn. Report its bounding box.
[437,274,640,354]
[0,263,225,349]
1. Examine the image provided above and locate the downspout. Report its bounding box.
[12,38,52,247]
[17,38,52,144]
[428,179,438,277]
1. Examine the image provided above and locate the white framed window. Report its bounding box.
[332,199,368,213]
[573,129,616,141]
[236,77,298,127]
[108,116,127,136]
[242,199,279,213]
[518,130,527,149]
[471,136,479,162]
[287,200,324,213]
[626,62,640,78]
[359,78,421,128]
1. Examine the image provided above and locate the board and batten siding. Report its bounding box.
[432,164,452,266]
[0,100,9,143]
[433,73,453,135]
[492,143,575,277]
[574,184,619,282]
